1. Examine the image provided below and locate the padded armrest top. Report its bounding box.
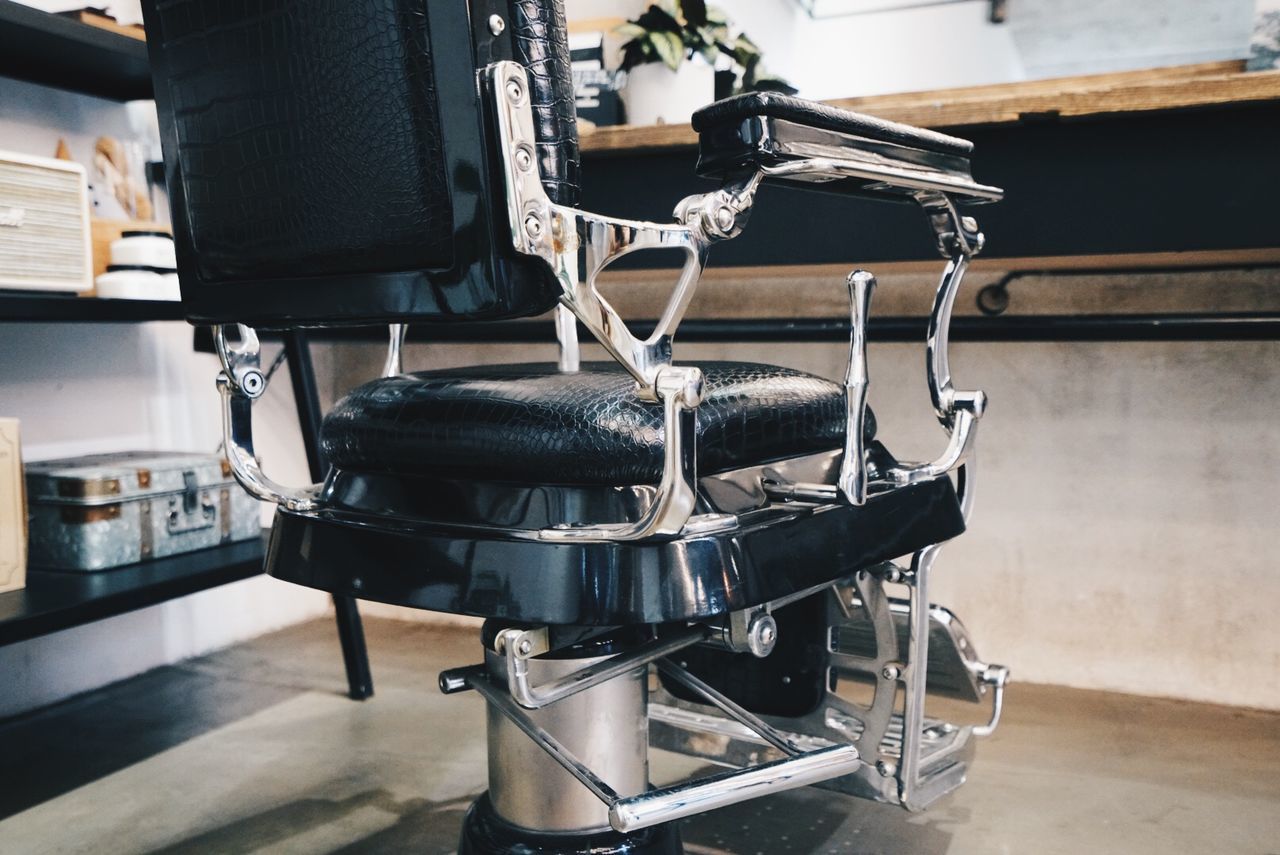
[692,92,973,159]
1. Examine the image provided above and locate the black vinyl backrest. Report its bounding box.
[141,0,579,326]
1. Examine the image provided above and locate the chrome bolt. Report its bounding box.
[517,638,533,656]
[523,215,543,241]
[239,369,265,397]
[881,664,901,681]
[488,14,505,35]
[505,78,525,104]
[876,759,897,778]
[714,205,735,232]
[746,613,778,658]
[514,146,534,172]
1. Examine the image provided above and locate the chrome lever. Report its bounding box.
[213,323,321,512]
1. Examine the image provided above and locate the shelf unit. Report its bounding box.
[0,292,182,323]
[0,295,270,649]
[0,0,150,101]
[0,536,265,647]
[0,291,374,698]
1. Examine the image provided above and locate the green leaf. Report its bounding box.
[680,0,708,27]
[614,22,647,39]
[649,30,685,70]
[635,5,682,33]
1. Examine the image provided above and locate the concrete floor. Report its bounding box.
[0,618,1276,855]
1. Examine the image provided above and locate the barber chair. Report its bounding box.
[141,1,1009,851]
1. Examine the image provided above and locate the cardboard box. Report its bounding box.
[0,419,26,593]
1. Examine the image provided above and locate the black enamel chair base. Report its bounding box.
[263,475,964,625]
[458,793,683,855]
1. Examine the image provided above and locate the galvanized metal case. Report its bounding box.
[25,451,260,571]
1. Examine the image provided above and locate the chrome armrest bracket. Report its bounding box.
[763,190,992,516]
[881,192,988,501]
[489,61,754,541]
[213,324,321,512]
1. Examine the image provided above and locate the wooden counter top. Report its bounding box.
[580,60,1280,155]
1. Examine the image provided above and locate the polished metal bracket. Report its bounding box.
[489,624,709,710]
[213,324,320,511]
[214,321,412,514]
[489,60,754,542]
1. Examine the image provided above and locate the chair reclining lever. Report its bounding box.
[213,324,320,512]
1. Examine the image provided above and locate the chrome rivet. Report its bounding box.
[523,214,543,241]
[488,14,505,36]
[881,664,901,681]
[876,760,897,777]
[514,145,534,172]
[715,205,734,231]
[517,638,532,656]
[506,78,525,104]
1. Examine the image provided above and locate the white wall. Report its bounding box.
[0,78,329,720]
[568,0,1024,99]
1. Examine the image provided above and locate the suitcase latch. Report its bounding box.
[167,471,217,534]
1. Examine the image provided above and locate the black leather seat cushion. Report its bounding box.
[321,362,855,486]
[692,92,973,158]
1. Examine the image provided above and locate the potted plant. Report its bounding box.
[616,0,796,127]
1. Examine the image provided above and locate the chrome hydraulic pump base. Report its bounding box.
[458,630,683,854]
[458,793,682,855]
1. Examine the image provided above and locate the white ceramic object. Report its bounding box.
[95,266,179,301]
[621,60,715,127]
[110,231,176,269]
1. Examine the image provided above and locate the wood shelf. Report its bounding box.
[0,536,266,647]
[581,61,1280,155]
[0,0,150,100]
[0,292,183,323]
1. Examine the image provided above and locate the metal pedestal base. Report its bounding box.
[459,792,683,855]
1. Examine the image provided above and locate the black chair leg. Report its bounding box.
[333,594,374,700]
[283,329,375,701]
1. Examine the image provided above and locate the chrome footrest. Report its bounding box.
[649,703,975,811]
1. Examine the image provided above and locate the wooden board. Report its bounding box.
[60,9,145,41]
[581,61,1280,155]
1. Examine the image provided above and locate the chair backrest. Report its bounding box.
[141,0,579,326]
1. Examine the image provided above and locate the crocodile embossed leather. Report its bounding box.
[321,361,864,486]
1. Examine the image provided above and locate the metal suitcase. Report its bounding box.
[25,451,260,571]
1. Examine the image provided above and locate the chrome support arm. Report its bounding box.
[382,324,407,377]
[213,324,320,511]
[489,60,751,540]
[554,304,580,372]
[490,60,749,395]
[838,270,877,505]
[882,193,988,490]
